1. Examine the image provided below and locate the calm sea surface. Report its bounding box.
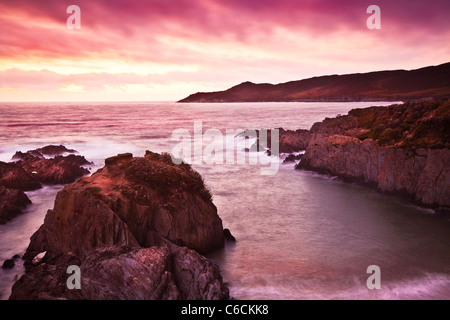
[1,101,449,300]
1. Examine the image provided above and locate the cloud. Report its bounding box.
[0,0,449,100]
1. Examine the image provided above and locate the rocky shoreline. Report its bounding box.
[9,151,231,300]
[247,100,449,212]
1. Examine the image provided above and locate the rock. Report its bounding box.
[2,259,15,269]
[1,254,21,269]
[278,128,312,153]
[12,151,43,161]
[18,154,91,185]
[283,153,304,163]
[0,161,41,191]
[0,145,92,223]
[237,128,312,154]
[36,145,77,157]
[13,151,230,300]
[223,228,236,242]
[169,244,229,299]
[12,145,77,160]
[11,244,229,300]
[0,186,32,224]
[24,152,224,261]
[297,100,450,209]
[10,146,92,186]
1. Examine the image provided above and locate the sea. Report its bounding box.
[0,101,449,300]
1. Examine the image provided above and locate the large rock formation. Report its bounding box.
[12,151,229,300]
[297,100,450,209]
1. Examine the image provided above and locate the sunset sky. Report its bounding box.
[1,0,449,101]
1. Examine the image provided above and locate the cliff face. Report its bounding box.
[297,100,450,209]
[299,134,449,207]
[179,63,450,102]
[12,151,229,300]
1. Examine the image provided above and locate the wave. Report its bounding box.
[229,272,450,300]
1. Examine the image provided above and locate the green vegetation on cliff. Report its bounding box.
[350,99,449,149]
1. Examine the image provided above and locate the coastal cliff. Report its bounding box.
[296,100,450,209]
[10,151,230,300]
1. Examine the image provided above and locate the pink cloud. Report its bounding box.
[0,0,449,101]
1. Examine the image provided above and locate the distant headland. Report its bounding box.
[178,63,450,103]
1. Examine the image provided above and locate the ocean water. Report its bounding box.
[0,101,449,300]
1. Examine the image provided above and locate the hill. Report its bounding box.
[179,63,450,102]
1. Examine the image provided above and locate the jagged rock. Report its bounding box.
[278,129,312,153]
[24,151,223,261]
[237,128,312,153]
[10,244,229,300]
[17,154,91,185]
[0,146,92,223]
[283,153,304,163]
[0,186,32,224]
[10,146,92,186]
[2,259,15,269]
[13,151,229,300]
[223,228,236,242]
[0,161,41,191]
[12,145,77,160]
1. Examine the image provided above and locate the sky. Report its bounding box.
[0,0,449,102]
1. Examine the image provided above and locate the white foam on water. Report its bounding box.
[228,272,450,300]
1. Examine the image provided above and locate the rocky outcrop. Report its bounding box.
[0,161,41,191]
[17,154,91,185]
[10,244,229,300]
[238,128,312,154]
[283,153,304,163]
[278,129,312,153]
[12,145,77,160]
[12,151,229,300]
[0,145,92,224]
[0,186,31,224]
[297,100,450,209]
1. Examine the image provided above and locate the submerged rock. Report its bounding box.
[223,228,236,242]
[2,259,15,269]
[283,153,304,163]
